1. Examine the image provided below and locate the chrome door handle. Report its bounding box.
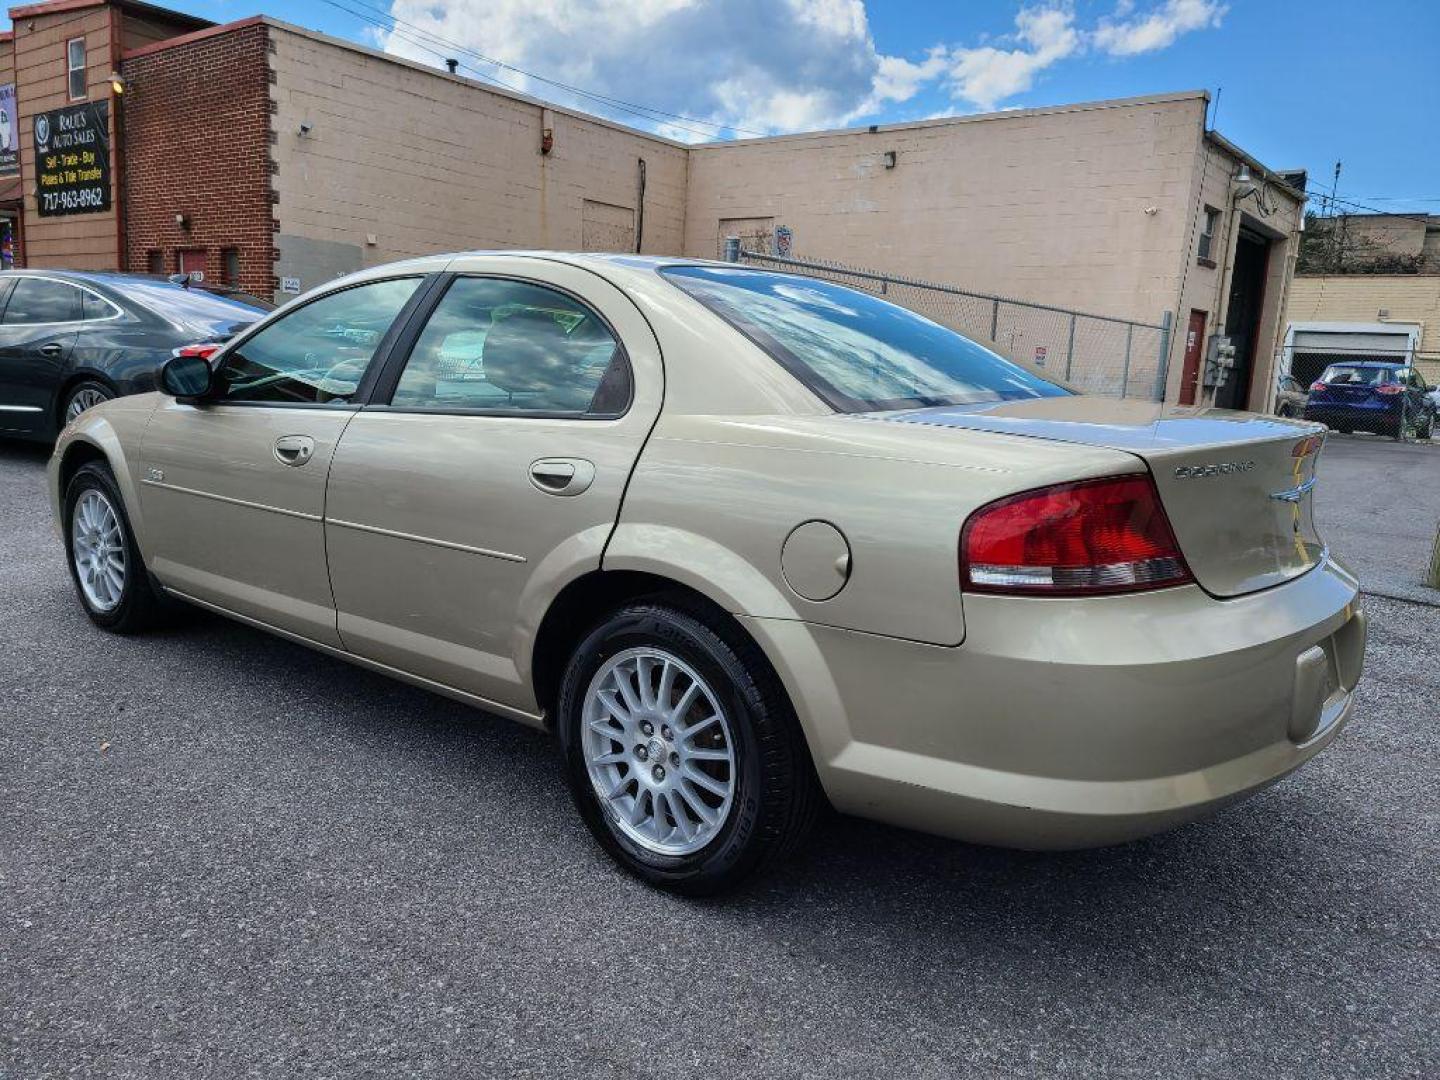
[529,457,595,496]
[39,342,64,357]
[273,434,316,466]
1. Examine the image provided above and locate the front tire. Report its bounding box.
[556,601,821,895]
[63,461,169,633]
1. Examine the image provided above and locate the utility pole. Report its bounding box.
[1328,160,1343,272]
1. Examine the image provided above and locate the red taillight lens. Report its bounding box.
[1310,381,1327,392]
[1375,383,1403,395]
[960,475,1194,596]
[175,342,221,360]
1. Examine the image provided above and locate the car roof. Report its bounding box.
[1323,360,1400,367]
[0,268,161,285]
[0,268,233,296]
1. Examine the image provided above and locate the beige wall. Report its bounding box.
[1287,275,1440,346]
[269,24,687,297]
[686,93,1302,408]
[685,93,1208,324]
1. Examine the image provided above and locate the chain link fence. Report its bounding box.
[1278,346,1437,442]
[729,247,1173,401]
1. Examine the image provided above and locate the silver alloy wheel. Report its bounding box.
[71,489,127,613]
[65,386,111,423]
[582,646,736,857]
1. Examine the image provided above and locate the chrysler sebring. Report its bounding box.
[49,253,1367,893]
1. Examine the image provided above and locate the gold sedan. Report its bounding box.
[49,253,1367,893]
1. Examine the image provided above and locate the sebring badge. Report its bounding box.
[1174,460,1255,479]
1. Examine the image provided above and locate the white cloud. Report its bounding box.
[372,0,1225,139]
[945,6,1082,111]
[1092,0,1227,56]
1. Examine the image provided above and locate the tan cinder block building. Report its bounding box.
[1284,274,1440,385]
[266,24,688,287]
[686,97,1306,411]
[0,1,1305,410]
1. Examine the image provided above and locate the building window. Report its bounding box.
[1197,206,1220,263]
[67,37,87,100]
[221,247,240,286]
[146,250,163,275]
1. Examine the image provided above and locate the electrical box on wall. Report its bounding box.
[1203,335,1236,388]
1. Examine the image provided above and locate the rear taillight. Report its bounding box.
[1376,384,1403,395]
[1310,381,1327,392]
[174,342,222,361]
[960,475,1194,597]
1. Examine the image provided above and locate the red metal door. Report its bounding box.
[177,249,208,283]
[1178,309,1207,406]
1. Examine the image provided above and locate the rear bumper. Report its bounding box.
[744,557,1366,849]
[1305,401,1402,429]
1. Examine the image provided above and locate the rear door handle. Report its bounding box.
[273,434,316,467]
[39,342,64,358]
[529,457,595,496]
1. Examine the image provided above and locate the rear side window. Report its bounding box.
[121,281,269,333]
[216,277,421,405]
[662,265,1067,412]
[389,276,630,416]
[3,278,81,323]
[81,290,120,320]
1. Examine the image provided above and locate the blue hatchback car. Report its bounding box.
[1304,360,1435,439]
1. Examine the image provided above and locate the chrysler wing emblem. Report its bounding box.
[1269,477,1317,503]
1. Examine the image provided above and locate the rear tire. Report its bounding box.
[61,380,113,427]
[63,461,170,633]
[556,601,821,895]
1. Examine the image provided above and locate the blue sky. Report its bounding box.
[18,0,1440,214]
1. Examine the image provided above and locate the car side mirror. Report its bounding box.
[160,353,216,403]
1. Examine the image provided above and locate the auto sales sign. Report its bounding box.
[34,101,110,217]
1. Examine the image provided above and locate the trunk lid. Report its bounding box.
[879,396,1327,598]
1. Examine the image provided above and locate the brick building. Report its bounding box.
[0,0,1306,411]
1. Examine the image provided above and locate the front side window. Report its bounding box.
[67,38,86,100]
[215,277,420,405]
[662,266,1067,412]
[390,276,630,416]
[3,278,81,323]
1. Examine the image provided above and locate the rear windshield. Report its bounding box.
[1320,365,1397,386]
[661,265,1068,412]
[122,281,269,334]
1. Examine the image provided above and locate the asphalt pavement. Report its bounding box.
[2,436,1437,1079]
[1311,432,1440,604]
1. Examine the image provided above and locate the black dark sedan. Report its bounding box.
[0,270,271,442]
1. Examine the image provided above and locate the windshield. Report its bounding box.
[122,281,269,335]
[1320,365,1397,386]
[661,265,1068,412]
